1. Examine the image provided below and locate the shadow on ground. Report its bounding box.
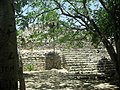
[23,69,119,90]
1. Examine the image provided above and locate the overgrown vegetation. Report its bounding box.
[26,64,34,71]
[15,0,120,84]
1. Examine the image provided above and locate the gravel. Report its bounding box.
[23,69,119,90]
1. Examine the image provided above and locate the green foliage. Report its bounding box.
[15,0,120,82]
[15,0,120,49]
[26,64,34,71]
[95,9,114,38]
[16,30,24,36]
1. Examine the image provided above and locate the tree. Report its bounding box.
[15,0,120,82]
[51,0,120,80]
[0,0,18,90]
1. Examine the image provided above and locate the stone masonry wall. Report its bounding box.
[62,49,115,77]
[19,48,115,77]
[19,49,63,71]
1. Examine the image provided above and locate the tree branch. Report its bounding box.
[54,0,90,28]
[99,0,111,14]
[54,0,116,57]
[32,7,59,23]
[66,0,90,20]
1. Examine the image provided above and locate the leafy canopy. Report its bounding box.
[15,0,120,48]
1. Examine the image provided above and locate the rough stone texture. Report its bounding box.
[62,49,115,77]
[45,51,61,70]
[22,70,119,90]
[19,48,115,78]
[19,49,63,71]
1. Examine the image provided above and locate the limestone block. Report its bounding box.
[45,51,61,70]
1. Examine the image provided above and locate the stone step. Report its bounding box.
[63,49,100,52]
[69,69,97,73]
[66,61,95,64]
[63,53,92,56]
[69,67,96,71]
[67,63,96,66]
[65,58,90,60]
[65,57,90,60]
[20,49,112,76]
[70,65,95,69]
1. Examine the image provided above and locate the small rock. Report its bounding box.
[94,83,119,89]
[58,68,68,73]
[59,83,67,88]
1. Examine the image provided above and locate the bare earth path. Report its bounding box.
[23,69,119,90]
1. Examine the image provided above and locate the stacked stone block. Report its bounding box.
[19,49,115,78]
[19,50,46,71]
[19,50,62,71]
[62,48,115,77]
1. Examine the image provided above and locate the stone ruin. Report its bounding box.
[45,51,61,70]
[19,48,115,79]
[19,49,65,71]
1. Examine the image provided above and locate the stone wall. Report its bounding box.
[62,49,115,77]
[19,48,115,77]
[19,49,63,71]
[45,52,61,70]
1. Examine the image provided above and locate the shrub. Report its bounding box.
[27,64,34,71]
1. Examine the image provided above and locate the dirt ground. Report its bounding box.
[23,69,119,90]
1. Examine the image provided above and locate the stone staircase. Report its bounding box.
[62,48,114,78]
[20,48,115,79]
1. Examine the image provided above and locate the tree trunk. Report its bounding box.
[18,55,26,90]
[102,35,120,85]
[0,0,18,90]
[116,36,120,83]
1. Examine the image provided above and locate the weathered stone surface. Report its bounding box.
[45,52,61,70]
[62,49,115,77]
[19,48,115,78]
[94,83,119,90]
[19,49,63,71]
[23,70,119,90]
